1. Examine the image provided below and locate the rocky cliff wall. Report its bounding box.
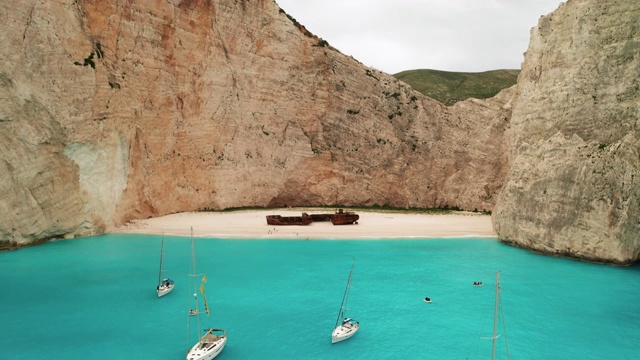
[493,0,640,264]
[0,0,512,247]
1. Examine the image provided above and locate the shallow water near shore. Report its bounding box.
[1,234,639,359]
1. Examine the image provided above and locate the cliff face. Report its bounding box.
[6,0,637,266]
[493,0,640,264]
[0,0,512,247]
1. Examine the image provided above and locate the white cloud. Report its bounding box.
[276,0,564,74]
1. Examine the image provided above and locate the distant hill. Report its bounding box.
[393,69,519,106]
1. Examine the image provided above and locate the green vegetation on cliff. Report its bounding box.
[393,69,519,106]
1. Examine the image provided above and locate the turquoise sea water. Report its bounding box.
[1,234,639,359]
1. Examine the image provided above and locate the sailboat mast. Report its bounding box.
[158,237,164,286]
[491,270,501,360]
[190,228,202,334]
[334,261,355,328]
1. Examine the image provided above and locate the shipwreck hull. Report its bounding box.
[266,213,312,226]
[330,209,359,225]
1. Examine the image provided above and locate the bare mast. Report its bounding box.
[491,270,501,360]
[334,259,355,329]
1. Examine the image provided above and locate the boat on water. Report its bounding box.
[266,213,312,225]
[330,209,359,225]
[156,236,174,297]
[331,259,359,344]
[186,228,227,360]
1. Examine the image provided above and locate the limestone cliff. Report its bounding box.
[493,0,640,264]
[4,0,639,266]
[0,0,512,248]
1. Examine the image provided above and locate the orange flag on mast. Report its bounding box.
[199,284,210,316]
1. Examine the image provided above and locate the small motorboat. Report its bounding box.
[424,297,432,303]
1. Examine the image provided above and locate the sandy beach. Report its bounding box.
[114,208,496,239]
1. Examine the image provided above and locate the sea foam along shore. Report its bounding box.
[114,209,496,240]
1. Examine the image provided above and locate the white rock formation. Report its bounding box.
[493,0,640,264]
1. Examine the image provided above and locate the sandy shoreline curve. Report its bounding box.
[113,208,496,239]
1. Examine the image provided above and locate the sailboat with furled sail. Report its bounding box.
[186,228,227,360]
[480,270,510,360]
[331,259,359,344]
[156,235,174,297]
[491,270,510,360]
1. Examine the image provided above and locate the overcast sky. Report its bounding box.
[276,0,564,74]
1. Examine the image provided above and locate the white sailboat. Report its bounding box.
[186,228,227,360]
[331,259,359,344]
[489,270,510,360]
[156,236,174,297]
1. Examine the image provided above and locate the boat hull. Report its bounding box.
[331,322,359,344]
[157,281,174,297]
[266,210,359,225]
[266,213,312,225]
[330,209,359,225]
[187,331,227,360]
[309,213,332,222]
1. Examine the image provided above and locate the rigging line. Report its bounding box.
[158,235,164,286]
[499,291,511,360]
[335,259,355,329]
[480,334,501,340]
[186,309,191,351]
[186,275,193,348]
[466,284,493,359]
[186,230,195,351]
[189,227,205,344]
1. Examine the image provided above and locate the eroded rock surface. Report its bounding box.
[5,0,638,265]
[1,0,511,247]
[493,0,640,264]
